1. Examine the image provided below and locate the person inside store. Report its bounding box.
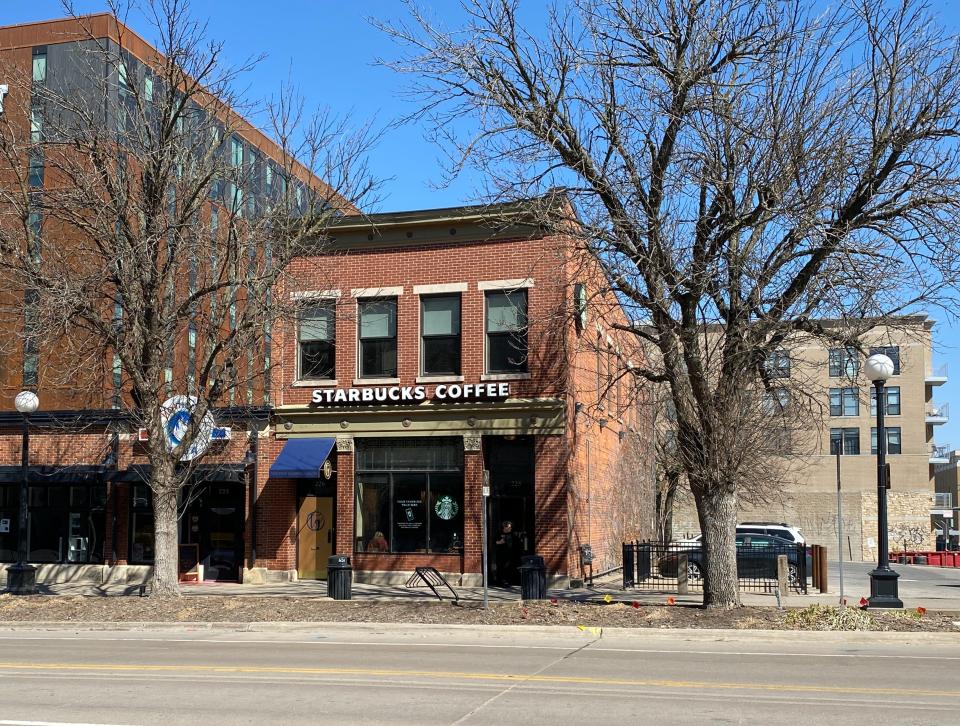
[495,520,521,586]
[368,531,389,553]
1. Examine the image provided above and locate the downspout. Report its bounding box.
[249,423,259,567]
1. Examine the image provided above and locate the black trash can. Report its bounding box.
[519,554,547,600]
[328,555,353,600]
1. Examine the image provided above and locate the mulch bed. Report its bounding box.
[1,594,958,631]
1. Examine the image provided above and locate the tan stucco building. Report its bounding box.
[673,316,947,561]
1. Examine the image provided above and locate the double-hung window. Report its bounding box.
[870,386,901,416]
[829,347,859,377]
[421,295,460,376]
[764,350,791,378]
[869,346,901,375]
[299,303,336,380]
[359,298,397,378]
[485,289,528,374]
[830,428,860,455]
[871,427,902,455]
[829,387,859,416]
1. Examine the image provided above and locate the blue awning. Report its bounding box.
[269,437,336,479]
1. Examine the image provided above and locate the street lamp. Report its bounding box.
[8,390,39,595]
[864,353,903,608]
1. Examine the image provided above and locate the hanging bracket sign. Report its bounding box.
[160,395,215,461]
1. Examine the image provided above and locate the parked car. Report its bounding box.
[738,522,805,545]
[659,534,803,586]
[673,522,805,546]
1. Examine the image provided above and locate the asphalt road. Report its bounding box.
[0,625,958,725]
[827,560,960,606]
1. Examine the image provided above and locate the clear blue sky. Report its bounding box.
[8,0,960,449]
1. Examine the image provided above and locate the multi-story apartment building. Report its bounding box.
[933,451,959,549]
[673,315,947,561]
[0,14,336,584]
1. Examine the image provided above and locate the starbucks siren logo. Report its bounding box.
[434,495,459,520]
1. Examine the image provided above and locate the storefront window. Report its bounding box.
[25,483,106,564]
[0,485,19,562]
[354,438,463,554]
[130,484,155,564]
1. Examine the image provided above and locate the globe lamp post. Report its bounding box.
[864,353,902,608]
[8,391,39,595]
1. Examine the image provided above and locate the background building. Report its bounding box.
[672,315,947,561]
[0,14,326,585]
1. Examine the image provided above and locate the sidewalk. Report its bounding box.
[11,574,954,612]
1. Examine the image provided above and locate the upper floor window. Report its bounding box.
[830,427,860,455]
[870,386,901,416]
[871,427,902,455]
[359,298,397,378]
[869,346,901,375]
[828,347,859,377]
[32,48,47,85]
[829,387,859,417]
[421,295,461,376]
[299,303,336,380]
[764,350,791,378]
[762,388,790,415]
[485,289,528,374]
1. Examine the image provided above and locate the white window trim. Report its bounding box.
[481,372,531,382]
[478,278,534,291]
[416,375,465,384]
[291,289,341,300]
[482,287,530,377]
[295,298,337,384]
[413,282,468,295]
[357,296,400,380]
[352,286,404,298]
[417,289,463,378]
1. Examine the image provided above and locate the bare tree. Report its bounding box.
[382,0,960,606]
[0,0,375,595]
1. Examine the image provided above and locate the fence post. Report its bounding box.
[812,545,821,591]
[818,545,829,594]
[622,542,634,589]
[777,555,789,596]
[677,553,689,595]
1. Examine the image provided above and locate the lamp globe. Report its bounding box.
[864,353,895,382]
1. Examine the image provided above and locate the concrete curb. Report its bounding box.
[0,620,958,642]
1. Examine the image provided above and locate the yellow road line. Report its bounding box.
[0,662,944,698]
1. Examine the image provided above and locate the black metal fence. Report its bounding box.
[622,540,808,594]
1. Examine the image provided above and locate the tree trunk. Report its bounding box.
[151,479,181,596]
[658,473,678,544]
[695,486,740,608]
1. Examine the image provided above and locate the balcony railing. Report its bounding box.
[930,443,951,463]
[934,492,953,508]
[926,363,948,386]
[927,402,950,424]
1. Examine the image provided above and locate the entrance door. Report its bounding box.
[298,496,334,579]
[484,436,535,586]
[199,484,245,582]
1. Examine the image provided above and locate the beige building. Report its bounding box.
[673,315,947,561]
[933,451,960,549]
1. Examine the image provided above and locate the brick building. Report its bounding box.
[0,15,653,588]
[0,14,336,586]
[252,202,653,586]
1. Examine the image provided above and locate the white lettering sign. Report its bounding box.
[311,383,510,406]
